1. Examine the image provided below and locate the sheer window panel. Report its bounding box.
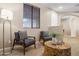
[33,7,40,28]
[23,4,32,28]
[23,18,31,28]
[23,4,40,28]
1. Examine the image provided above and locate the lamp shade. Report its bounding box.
[1,9,13,20]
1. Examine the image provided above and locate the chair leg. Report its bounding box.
[39,37,42,42]
[12,42,15,50]
[43,40,45,45]
[34,43,36,48]
[24,46,26,55]
[23,45,26,55]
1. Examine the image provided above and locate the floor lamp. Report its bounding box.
[1,9,13,55]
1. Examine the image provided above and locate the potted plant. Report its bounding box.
[50,32,63,44]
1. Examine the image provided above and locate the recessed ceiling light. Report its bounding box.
[58,6,63,9]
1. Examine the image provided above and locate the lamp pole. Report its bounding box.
[3,20,5,55]
[9,20,12,54]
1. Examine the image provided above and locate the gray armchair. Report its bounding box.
[39,31,52,45]
[12,31,36,55]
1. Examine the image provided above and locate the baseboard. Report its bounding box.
[0,47,11,52]
[0,46,19,52]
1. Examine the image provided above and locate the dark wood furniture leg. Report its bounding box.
[43,40,45,45]
[24,46,26,55]
[12,39,15,50]
[39,37,41,42]
[34,43,36,48]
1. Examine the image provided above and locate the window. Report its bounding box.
[51,11,59,26]
[51,11,60,26]
[23,4,40,28]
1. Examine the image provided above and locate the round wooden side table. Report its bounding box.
[43,41,71,56]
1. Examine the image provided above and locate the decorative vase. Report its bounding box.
[52,37,58,44]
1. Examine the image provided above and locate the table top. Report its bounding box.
[45,41,71,50]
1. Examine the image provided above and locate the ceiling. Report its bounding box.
[40,3,79,13]
[0,3,22,11]
[0,3,79,13]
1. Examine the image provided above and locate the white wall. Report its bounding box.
[60,13,79,37]
[24,3,52,40]
[0,3,56,48]
[26,4,60,40]
[0,3,23,48]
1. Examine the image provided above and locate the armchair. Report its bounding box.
[12,31,36,55]
[39,31,52,45]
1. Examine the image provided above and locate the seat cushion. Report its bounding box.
[15,40,24,45]
[43,36,52,41]
[24,39,35,47]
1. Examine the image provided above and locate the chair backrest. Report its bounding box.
[40,31,49,39]
[14,32,20,41]
[14,31,27,40]
[19,31,27,40]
